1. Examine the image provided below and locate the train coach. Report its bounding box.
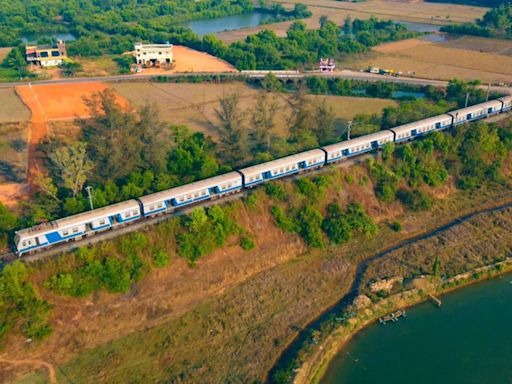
[139,171,243,217]
[238,149,326,187]
[390,114,453,143]
[449,100,503,126]
[500,95,512,112]
[322,130,394,162]
[15,200,141,255]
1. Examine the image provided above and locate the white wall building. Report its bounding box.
[134,42,173,67]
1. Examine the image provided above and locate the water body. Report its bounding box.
[182,11,274,36]
[322,274,512,384]
[394,20,442,33]
[21,32,77,44]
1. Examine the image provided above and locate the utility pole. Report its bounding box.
[465,92,470,108]
[85,186,94,211]
[347,120,352,141]
[486,83,491,102]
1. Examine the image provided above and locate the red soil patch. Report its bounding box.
[0,182,29,208]
[25,82,130,120]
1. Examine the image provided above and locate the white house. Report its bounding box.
[134,42,173,67]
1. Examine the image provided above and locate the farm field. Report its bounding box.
[343,38,512,84]
[442,35,512,56]
[0,122,29,184]
[112,81,398,138]
[0,88,31,122]
[216,0,488,43]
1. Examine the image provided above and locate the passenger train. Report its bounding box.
[14,96,512,255]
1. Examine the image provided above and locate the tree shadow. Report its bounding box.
[0,160,24,182]
[10,139,27,153]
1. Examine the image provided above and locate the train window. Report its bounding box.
[179,197,184,202]
[63,230,69,236]
[149,205,155,210]
[73,227,79,233]
[202,191,207,195]
[133,210,138,215]
[22,241,27,247]
[126,212,131,218]
[100,219,106,225]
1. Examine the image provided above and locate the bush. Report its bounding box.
[265,182,287,201]
[152,249,170,268]
[397,189,433,211]
[390,221,402,232]
[240,236,255,250]
[323,203,377,245]
[270,206,297,233]
[296,205,324,248]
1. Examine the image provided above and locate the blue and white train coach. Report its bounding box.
[390,114,453,143]
[15,200,141,255]
[322,130,394,162]
[238,149,326,187]
[449,100,503,126]
[139,172,243,216]
[500,95,512,112]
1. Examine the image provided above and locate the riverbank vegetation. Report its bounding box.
[441,4,512,39]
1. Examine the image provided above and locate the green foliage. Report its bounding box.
[225,17,417,70]
[390,221,402,232]
[369,160,399,202]
[265,182,287,201]
[240,236,255,250]
[441,4,512,39]
[296,175,331,201]
[381,99,454,129]
[61,61,83,77]
[322,203,377,244]
[0,262,52,342]
[177,206,238,265]
[270,206,297,233]
[152,249,170,268]
[397,189,433,211]
[296,204,324,248]
[432,255,442,276]
[45,240,150,297]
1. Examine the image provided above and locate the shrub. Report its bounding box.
[270,206,297,233]
[390,221,402,232]
[240,236,255,250]
[296,205,324,248]
[397,189,433,211]
[265,181,287,201]
[152,249,170,268]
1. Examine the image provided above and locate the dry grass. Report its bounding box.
[443,35,512,57]
[343,38,512,84]
[0,122,29,184]
[0,88,31,122]
[112,81,397,138]
[216,0,487,43]
[76,56,121,77]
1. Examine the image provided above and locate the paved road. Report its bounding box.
[2,69,510,94]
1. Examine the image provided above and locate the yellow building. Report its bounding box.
[26,40,67,67]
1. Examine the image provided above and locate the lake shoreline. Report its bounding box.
[295,257,512,384]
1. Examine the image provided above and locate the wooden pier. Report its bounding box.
[428,293,442,307]
[379,309,406,325]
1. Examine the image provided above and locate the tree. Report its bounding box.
[250,92,279,152]
[215,92,247,164]
[2,46,26,69]
[287,88,312,140]
[34,174,60,201]
[0,203,17,232]
[261,72,282,93]
[49,141,92,197]
[312,98,335,144]
[137,104,167,172]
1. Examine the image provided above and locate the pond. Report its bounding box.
[21,32,77,44]
[394,21,442,33]
[321,274,512,384]
[182,11,274,36]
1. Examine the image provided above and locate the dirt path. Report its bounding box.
[0,355,56,384]
[15,84,49,187]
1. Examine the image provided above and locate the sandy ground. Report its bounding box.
[134,45,236,75]
[0,47,12,62]
[216,0,487,43]
[0,182,29,208]
[0,88,31,123]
